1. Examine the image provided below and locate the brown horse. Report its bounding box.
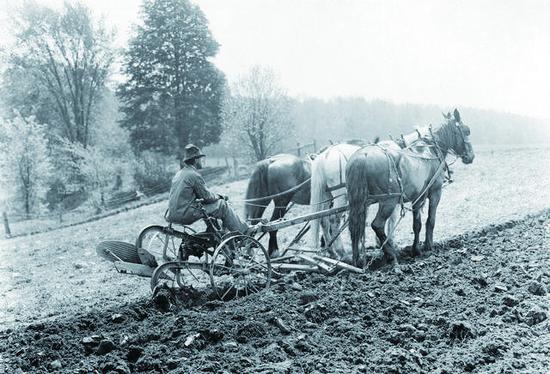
[346,109,475,267]
[244,154,312,257]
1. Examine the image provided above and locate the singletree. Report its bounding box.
[117,0,225,157]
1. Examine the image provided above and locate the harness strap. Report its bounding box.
[326,183,346,192]
[322,145,351,193]
[243,177,311,204]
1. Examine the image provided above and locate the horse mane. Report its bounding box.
[244,159,271,219]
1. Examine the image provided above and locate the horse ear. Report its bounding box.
[453,108,461,122]
[441,112,448,119]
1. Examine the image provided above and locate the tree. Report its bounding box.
[221,66,294,161]
[0,115,52,217]
[2,1,114,147]
[58,139,120,213]
[53,90,136,213]
[117,0,225,157]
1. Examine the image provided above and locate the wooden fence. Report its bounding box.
[284,140,317,156]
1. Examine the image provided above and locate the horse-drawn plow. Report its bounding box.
[96,202,362,302]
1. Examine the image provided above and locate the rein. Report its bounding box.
[240,192,347,209]
[242,177,311,204]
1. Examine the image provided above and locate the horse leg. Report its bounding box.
[330,194,348,259]
[411,203,422,256]
[322,196,346,259]
[322,218,339,258]
[385,205,400,248]
[423,189,442,252]
[372,202,399,265]
[268,196,292,257]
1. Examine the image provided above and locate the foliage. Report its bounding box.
[221,66,294,162]
[57,111,135,212]
[40,89,135,213]
[2,1,114,147]
[132,151,174,194]
[117,0,225,157]
[0,115,53,216]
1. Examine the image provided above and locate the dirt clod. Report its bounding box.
[152,288,174,312]
[449,321,475,340]
[111,313,125,323]
[49,359,62,370]
[304,303,330,323]
[502,295,519,307]
[494,284,508,292]
[96,339,116,355]
[473,276,488,287]
[527,281,547,296]
[125,346,142,363]
[298,291,318,305]
[236,321,267,343]
[525,308,547,326]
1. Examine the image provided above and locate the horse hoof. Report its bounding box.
[270,250,281,259]
[341,254,354,265]
[412,248,423,257]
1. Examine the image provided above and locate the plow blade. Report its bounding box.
[114,261,154,277]
[310,254,365,274]
[271,263,319,272]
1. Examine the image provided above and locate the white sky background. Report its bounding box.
[1,0,550,119]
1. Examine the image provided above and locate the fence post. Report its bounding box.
[3,212,11,238]
[296,142,301,156]
[313,139,317,153]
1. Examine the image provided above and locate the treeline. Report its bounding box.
[290,98,550,146]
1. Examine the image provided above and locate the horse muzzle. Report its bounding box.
[461,154,475,164]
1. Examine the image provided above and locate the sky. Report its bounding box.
[1,0,550,119]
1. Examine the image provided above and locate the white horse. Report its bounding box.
[309,143,365,259]
[310,130,430,260]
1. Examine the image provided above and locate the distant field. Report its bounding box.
[0,145,548,328]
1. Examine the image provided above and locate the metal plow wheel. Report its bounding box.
[209,235,271,301]
[150,261,209,292]
[136,225,194,263]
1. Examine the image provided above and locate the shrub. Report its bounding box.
[133,151,173,196]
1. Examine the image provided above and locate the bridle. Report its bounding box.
[432,119,471,160]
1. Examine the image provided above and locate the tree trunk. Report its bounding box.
[3,212,11,238]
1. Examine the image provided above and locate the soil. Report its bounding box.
[1,210,549,373]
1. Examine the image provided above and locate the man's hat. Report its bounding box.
[183,144,206,162]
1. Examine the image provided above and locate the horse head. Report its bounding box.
[441,109,475,164]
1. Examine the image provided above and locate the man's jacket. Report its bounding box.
[167,165,218,223]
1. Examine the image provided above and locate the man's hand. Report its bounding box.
[218,194,229,201]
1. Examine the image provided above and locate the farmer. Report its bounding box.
[167,144,259,234]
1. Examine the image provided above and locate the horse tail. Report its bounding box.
[244,159,271,221]
[346,153,370,264]
[309,154,331,249]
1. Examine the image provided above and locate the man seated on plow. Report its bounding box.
[167,144,259,235]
